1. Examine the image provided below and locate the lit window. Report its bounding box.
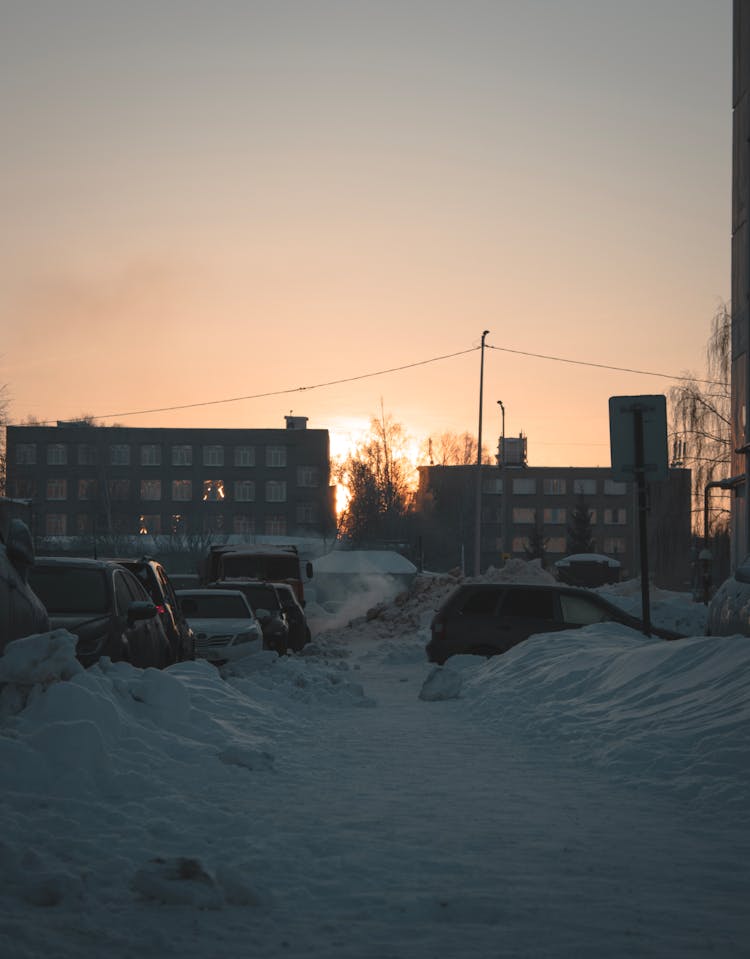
[546,537,567,553]
[203,479,225,501]
[543,508,567,524]
[139,514,161,535]
[512,507,536,523]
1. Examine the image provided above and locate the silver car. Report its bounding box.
[176,588,263,665]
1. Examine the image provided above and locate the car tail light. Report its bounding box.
[155,604,166,615]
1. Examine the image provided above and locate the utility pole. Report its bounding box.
[473,330,490,576]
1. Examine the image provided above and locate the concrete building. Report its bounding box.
[5,416,336,544]
[415,461,692,589]
[731,0,750,565]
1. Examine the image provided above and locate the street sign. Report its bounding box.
[609,395,668,482]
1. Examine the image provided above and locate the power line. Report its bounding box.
[90,347,478,421]
[487,344,726,387]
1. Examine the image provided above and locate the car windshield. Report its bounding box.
[28,566,109,614]
[180,593,251,619]
[238,585,280,611]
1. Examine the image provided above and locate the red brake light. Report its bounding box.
[156,604,166,615]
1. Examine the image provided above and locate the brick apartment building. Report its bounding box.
[5,416,336,543]
[415,459,693,589]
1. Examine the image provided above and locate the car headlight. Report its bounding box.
[233,630,259,645]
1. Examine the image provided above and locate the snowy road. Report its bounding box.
[1,573,748,958]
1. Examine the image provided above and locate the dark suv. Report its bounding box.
[28,556,172,668]
[427,582,682,664]
[207,579,290,655]
[113,558,195,663]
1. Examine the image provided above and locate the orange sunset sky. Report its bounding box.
[0,1,732,468]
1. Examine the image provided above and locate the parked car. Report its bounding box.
[426,582,682,665]
[176,588,264,665]
[206,579,290,655]
[28,556,171,668]
[272,582,312,651]
[0,517,49,653]
[110,557,195,663]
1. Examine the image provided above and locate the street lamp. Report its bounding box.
[473,330,490,576]
[497,400,505,466]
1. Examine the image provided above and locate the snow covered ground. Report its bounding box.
[0,562,748,958]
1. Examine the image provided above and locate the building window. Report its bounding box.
[77,444,97,465]
[266,446,287,468]
[234,480,255,502]
[46,478,67,501]
[604,479,627,495]
[603,536,626,554]
[15,443,36,465]
[233,514,255,534]
[75,513,94,535]
[265,480,287,502]
[45,513,67,535]
[604,507,627,525]
[203,445,224,467]
[512,507,536,523]
[139,514,161,535]
[203,479,225,501]
[543,508,567,524]
[140,479,162,501]
[297,466,320,487]
[171,479,193,502]
[296,502,317,525]
[47,444,67,465]
[511,536,528,553]
[234,446,255,467]
[482,477,503,494]
[109,478,130,501]
[78,478,97,501]
[172,445,193,466]
[573,478,596,495]
[203,514,226,534]
[265,514,287,535]
[140,444,162,466]
[543,478,566,495]
[482,505,502,523]
[110,444,131,466]
[546,537,567,553]
[512,478,536,495]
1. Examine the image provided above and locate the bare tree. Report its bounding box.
[669,303,731,537]
[423,431,492,466]
[0,384,8,495]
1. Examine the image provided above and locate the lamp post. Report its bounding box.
[497,400,505,465]
[473,330,490,576]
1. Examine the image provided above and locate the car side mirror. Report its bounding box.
[127,601,157,626]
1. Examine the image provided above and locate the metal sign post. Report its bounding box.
[609,395,669,637]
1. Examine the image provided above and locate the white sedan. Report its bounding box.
[176,588,263,664]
